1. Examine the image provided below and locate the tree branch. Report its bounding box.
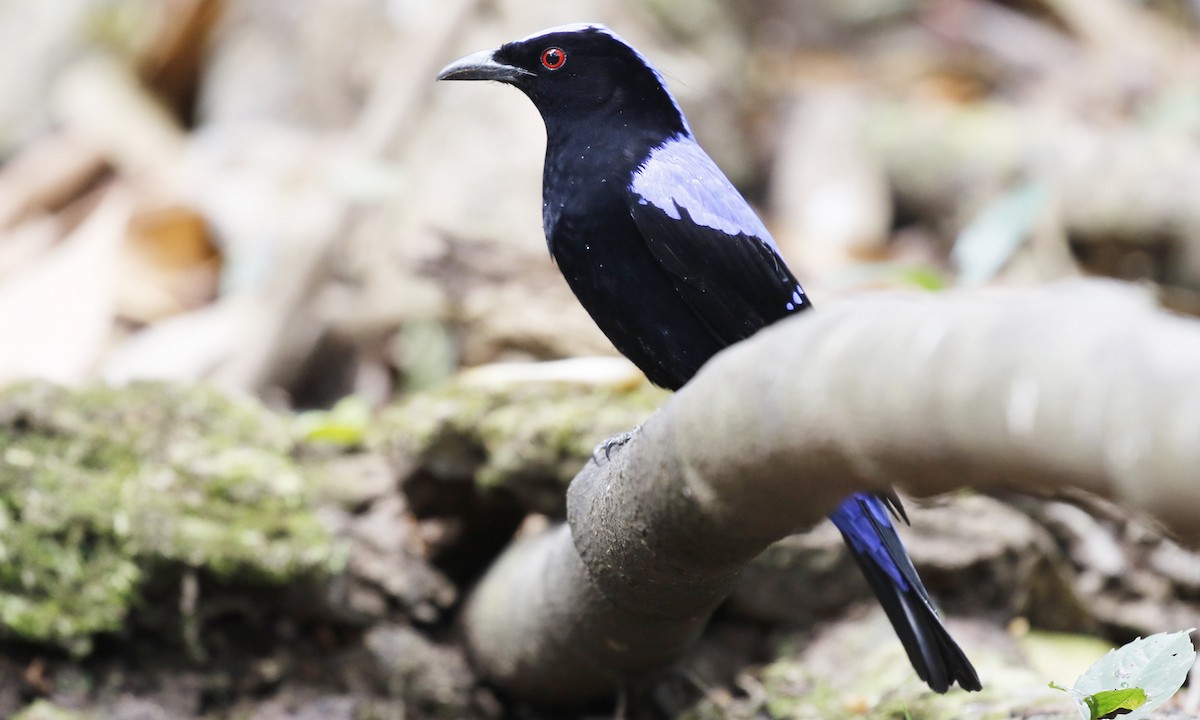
[462,280,1200,704]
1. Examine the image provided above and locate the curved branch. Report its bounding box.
[462,280,1200,704]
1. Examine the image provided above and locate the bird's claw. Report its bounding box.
[591,425,641,464]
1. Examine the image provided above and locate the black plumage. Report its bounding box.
[438,23,981,693]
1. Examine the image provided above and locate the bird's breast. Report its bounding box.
[542,158,627,253]
[544,194,725,390]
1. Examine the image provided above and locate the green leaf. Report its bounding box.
[952,182,1048,287]
[1052,629,1196,720]
[826,262,947,292]
[1084,688,1147,719]
[894,265,947,291]
[295,395,371,448]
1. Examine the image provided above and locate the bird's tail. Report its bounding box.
[830,493,982,693]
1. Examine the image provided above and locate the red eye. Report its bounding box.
[541,47,566,70]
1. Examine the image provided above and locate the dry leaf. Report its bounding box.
[0,133,107,229]
[118,203,221,323]
[0,187,131,384]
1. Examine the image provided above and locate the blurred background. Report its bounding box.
[7,0,1200,402]
[3,0,1200,718]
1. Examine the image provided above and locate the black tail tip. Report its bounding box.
[925,668,982,694]
[919,631,982,693]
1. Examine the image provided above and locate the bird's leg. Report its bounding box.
[592,425,642,464]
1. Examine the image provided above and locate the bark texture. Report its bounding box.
[462,280,1200,704]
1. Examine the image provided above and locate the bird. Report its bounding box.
[437,23,981,694]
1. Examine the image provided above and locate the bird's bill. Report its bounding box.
[436,49,533,83]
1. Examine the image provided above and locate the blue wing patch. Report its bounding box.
[630,135,779,248]
[623,133,810,345]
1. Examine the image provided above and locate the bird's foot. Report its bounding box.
[592,425,641,464]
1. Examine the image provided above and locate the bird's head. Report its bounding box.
[437,24,690,138]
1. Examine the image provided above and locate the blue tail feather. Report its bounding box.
[830,493,981,693]
[830,493,911,590]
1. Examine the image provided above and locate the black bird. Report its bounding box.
[438,23,981,693]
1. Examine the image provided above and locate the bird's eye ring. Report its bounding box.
[541,47,566,70]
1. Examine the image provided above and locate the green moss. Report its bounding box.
[682,654,1008,720]
[370,378,667,512]
[0,381,338,654]
[11,700,85,720]
[682,619,1070,720]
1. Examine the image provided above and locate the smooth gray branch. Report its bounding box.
[462,280,1200,704]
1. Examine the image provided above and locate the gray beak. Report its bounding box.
[436,49,534,83]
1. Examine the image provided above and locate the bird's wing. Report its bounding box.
[626,135,810,346]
